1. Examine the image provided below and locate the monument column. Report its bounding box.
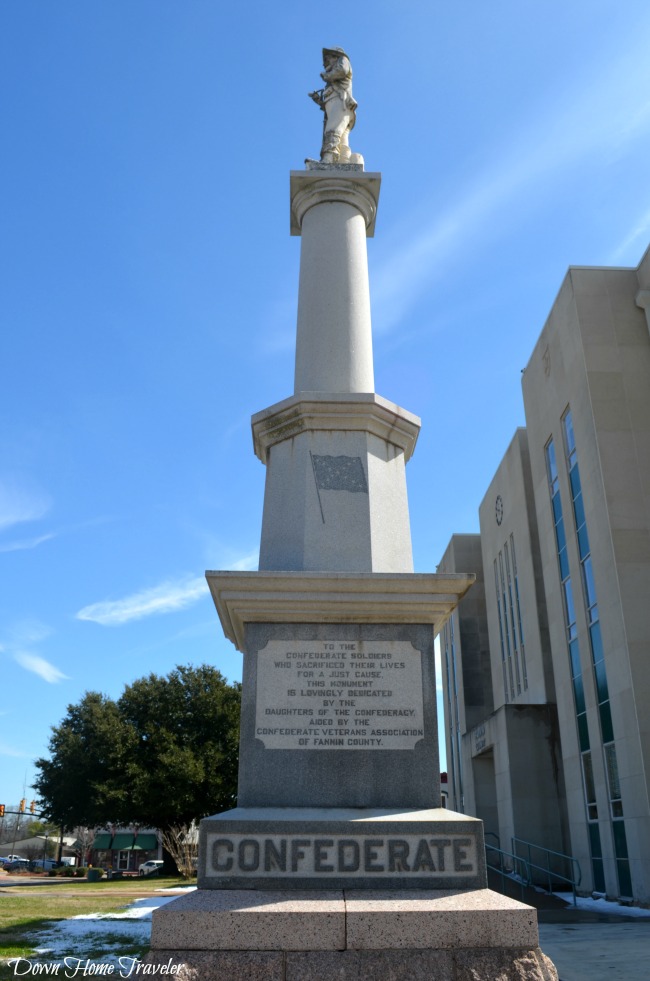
[293,172,377,394]
[147,45,558,981]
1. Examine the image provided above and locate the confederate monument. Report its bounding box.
[147,49,558,981]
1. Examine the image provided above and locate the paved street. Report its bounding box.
[539,914,650,980]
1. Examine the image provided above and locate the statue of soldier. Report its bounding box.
[308,47,358,164]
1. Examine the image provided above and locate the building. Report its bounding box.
[439,244,650,903]
[90,828,160,872]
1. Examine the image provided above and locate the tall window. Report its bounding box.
[494,535,528,700]
[562,410,632,897]
[510,535,528,689]
[545,436,605,893]
[494,560,509,702]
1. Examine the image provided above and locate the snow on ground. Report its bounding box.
[20,888,197,967]
[554,892,650,918]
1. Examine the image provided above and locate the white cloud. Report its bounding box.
[76,575,209,626]
[6,620,53,647]
[372,33,650,335]
[14,652,69,684]
[0,531,57,553]
[229,549,259,571]
[610,205,650,263]
[0,477,51,532]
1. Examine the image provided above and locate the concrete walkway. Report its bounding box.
[538,915,650,981]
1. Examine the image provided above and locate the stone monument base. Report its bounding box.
[146,888,558,980]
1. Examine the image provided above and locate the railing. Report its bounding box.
[512,837,581,906]
[485,839,580,906]
[485,844,530,902]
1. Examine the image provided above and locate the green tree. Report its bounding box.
[33,692,133,828]
[34,665,240,831]
[119,664,241,827]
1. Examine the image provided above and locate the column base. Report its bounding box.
[147,888,558,980]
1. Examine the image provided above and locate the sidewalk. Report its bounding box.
[536,893,650,981]
[539,918,650,981]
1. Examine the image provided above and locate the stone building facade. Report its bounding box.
[439,244,650,903]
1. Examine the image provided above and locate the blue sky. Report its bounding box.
[2,1,650,809]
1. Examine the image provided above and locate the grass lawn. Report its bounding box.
[0,877,192,979]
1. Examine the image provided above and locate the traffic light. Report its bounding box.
[0,805,5,817]
[19,798,26,813]
[29,801,36,814]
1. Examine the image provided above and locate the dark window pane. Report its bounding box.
[590,621,604,663]
[594,656,609,703]
[569,465,581,498]
[577,524,590,560]
[564,579,577,625]
[588,822,603,858]
[552,492,563,524]
[617,860,633,897]
[559,547,570,581]
[582,751,596,802]
[573,489,586,528]
[569,638,581,679]
[605,744,621,803]
[600,701,615,744]
[578,712,590,751]
[582,557,597,609]
[613,820,629,859]
[555,513,566,550]
[573,674,586,714]
[546,441,558,484]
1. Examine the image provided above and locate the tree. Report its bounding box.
[33,692,134,828]
[34,665,241,832]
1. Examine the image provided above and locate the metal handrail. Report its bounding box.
[485,844,530,902]
[512,836,581,901]
[486,842,579,906]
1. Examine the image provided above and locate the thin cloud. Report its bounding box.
[0,477,51,532]
[0,531,58,553]
[230,549,259,571]
[6,620,53,647]
[372,33,650,335]
[76,575,209,626]
[14,652,69,684]
[610,205,650,263]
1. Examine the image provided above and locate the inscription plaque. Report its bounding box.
[205,832,477,880]
[255,639,424,750]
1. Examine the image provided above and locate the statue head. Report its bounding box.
[322,46,349,65]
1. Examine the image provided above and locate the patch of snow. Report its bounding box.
[17,892,180,965]
[554,892,650,918]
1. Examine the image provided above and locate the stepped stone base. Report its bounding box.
[145,947,558,980]
[146,888,558,980]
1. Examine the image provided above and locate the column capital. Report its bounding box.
[251,392,421,464]
[290,169,381,237]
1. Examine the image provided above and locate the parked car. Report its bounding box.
[139,859,164,877]
[0,855,23,865]
[31,858,60,870]
[4,859,30,871]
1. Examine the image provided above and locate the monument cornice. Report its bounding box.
[290,170,381,237]
[205,570,475,653]
[251,392,421,464]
